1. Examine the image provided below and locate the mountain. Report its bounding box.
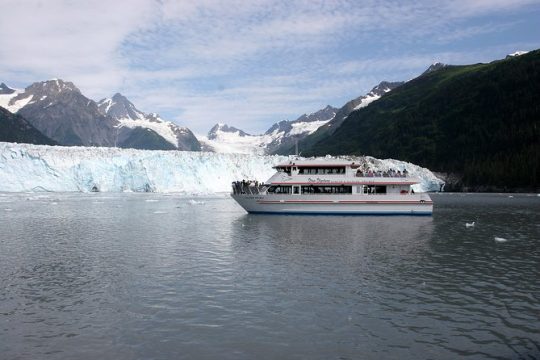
[303,50,540,191]
[421,62,448,75]
[6,79,117,146]
[0,83,16,95]
[97,93,201,151]
[0,106,57,145]
[199,105,337,154]
[207,123,250,139]
[288,81,404,155]
[0,79,200,151]
[506,50,529,58]
[266,105,337,154]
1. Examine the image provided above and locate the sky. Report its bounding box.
[1,0,539,135]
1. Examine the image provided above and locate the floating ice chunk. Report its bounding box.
[188,199,205,205]
[494,237,507,243]
[465,221,475,227]
[153,211,167,214]
[145,199,159,202]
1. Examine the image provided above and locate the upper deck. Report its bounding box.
[270,160,419,186]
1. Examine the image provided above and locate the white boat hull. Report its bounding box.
[232,193,433,215]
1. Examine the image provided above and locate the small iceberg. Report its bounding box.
[494,236,507,243]
[188,199,205,205]
[465,221,475,228]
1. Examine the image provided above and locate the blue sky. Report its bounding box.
[1,0,539,134]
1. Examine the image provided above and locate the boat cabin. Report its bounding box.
[236,161,418,196]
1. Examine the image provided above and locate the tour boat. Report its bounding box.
[231,159,433,215]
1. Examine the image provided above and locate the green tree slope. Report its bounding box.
[304,50,540,190]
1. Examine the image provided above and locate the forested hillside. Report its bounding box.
[304,50,540,191]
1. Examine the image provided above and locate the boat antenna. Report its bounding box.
[295,138,298,156]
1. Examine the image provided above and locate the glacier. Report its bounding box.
[0,142,444,193]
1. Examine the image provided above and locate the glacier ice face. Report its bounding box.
[0,142,444,193]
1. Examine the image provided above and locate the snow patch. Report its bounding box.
[117,117,178,147]
[0,90,34,113]
[508,50,529,57]
[289,119,332,136]
[353,93,380,110]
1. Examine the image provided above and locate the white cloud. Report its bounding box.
[0,0,538,135]
[0,0,156,96]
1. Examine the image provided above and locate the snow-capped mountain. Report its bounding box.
[506,50,529,58]
[305,81,403,140]
[0,142,444,193]
[207,123,250,139]
[200,105,338,155]
[0,79,200,151]
[264,105,337,154]
[97,93,201,151]
[199,127,270,155]
[98,92,146,121]
[200,80,405,156]
[5,79,117,146]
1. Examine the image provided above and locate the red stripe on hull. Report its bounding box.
[257,200,433,205]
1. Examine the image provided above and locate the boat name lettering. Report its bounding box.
[308,177,331,183]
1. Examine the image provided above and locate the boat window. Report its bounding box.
[301,185,352,194]
[364,185,387,194]
[268,185,292,194]
[293,186,299,194]
[297,167,346,175]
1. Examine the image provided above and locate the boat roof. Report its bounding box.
[274,159,359,168]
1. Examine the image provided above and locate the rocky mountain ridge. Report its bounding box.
[0,79,200,151]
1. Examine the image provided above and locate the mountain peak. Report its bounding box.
[112,92,128,101]
[506,50,529,58]
[370,81,404,96]
[0,82,16,95]
[98,93,145,120]
[422,62,448,75]
[25,79,80,95]
[207,123,249,139]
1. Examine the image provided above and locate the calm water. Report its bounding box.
[0,192,539,359]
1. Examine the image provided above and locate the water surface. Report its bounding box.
[0,192,539,359]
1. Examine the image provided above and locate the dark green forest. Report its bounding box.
[303,50,540,191]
